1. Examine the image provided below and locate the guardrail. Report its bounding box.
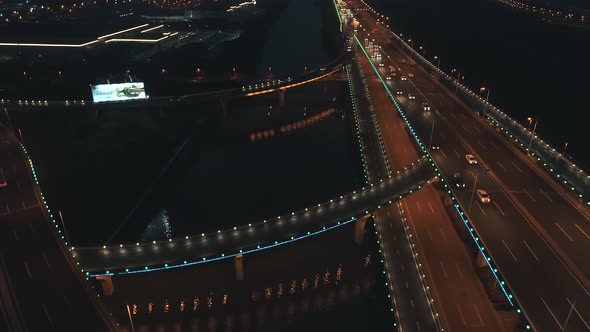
[353,32,534,331]
[368,7,590,205]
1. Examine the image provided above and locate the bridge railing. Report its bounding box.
[379,18,590,205]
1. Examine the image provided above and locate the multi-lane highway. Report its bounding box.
[0,124,116,331]
[354,41,511,332]
[354,8,590,332]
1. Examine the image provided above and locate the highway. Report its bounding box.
[74,156,434,275]
[355,42,510,332]
[354,8,590,332]
[0,124,116,331]
[346,44,437,332]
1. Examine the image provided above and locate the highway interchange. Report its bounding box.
[352,5,590,331]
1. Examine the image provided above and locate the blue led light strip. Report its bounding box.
[353,34,517,306]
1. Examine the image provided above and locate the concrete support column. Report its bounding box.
[278,89,285,108]
[355,214,370,246]
[96,276,114,296]
[235,254,244,281]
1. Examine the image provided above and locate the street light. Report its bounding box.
[480,86,491,118]
[527,117,533,130]
[419,46,425,57]
[434,56,440,68]
[527,117,538,156]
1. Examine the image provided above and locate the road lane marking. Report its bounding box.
[522,188,536,202]
[567,298,590,330]
[490,141,500,151]
[477,202,487,216]
[574,224,590,240]
[13,230,18,241]
[42,253,53,271]
[502,240,517,262]
[440,262,448,279]
[439,149,448,160]
[397,249,400,256]
[511,162,523,173]
[21,200,25,208]
[427,201,435,214]
[387,210,390,216]
[416,321,421,331]
[539,189,553,202]
[405,281,409,289]
[452,148,461,158]
[416,201,422,213]
[456,304,467,326]
[4,203,9,215]
[555,222,574,242]
[477,141,487,151]
[400,264,404,272]
[427,228,433,240]
[24,261,32,278]
[496,161,508,172]
[492,201,505,216]
[410,299,414,308]
[42,303,54,328]
[455,263,464,279]
[541,297,563,330]
[473,304,485,326]
[440,228,447,241]
[522,240,540,262]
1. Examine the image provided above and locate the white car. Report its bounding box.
[465,154,478,164]
[401,76,407,81]
[408,94,416,100]
[477,189,491,204]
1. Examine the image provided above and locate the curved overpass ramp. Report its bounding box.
[75,157,434,276]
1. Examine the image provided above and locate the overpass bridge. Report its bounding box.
[0,54,350,114]
[73,156,434,277]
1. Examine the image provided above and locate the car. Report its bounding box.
[431,145,440,150]
[477,189,491,203]
[422,102,431,111]
[386,76,392,80]
[379,63,384,67]
[0,169,7,188]
[408,72,415,78]
[409,61,416,66]
[408,94,416,100]
[371,28,378,33]
[401,76,407,81]
[396,90,403,95]
[451,172,466,188]
[465,154,478,164]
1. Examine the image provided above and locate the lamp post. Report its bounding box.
[527,118,538,156]
[434,56,440,68]
[419,46,425,57]
[429,119,435,151]
[480,86,490,118]
[527,117,533,130]
[563,142,568,156]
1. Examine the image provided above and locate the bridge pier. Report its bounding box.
[355,214,370,245]
[235,254,244,281]
[96,275,115,296]
[278,89,285,108]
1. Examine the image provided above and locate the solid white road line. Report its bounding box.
[574,224,590,240]
[502,240,517,262]
[428,201,435,214]
[477,202,487,216]
[496,161,508,172]
[416,201,422,213]
[555,222,574,242]
[427,228,433,240]
[440,149,448,160]
[42,303,54,328]
[522,240,540,262]
[452,148,461,158]
[540,297,563,330]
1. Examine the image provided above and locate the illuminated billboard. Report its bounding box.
[91,82,148,103]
